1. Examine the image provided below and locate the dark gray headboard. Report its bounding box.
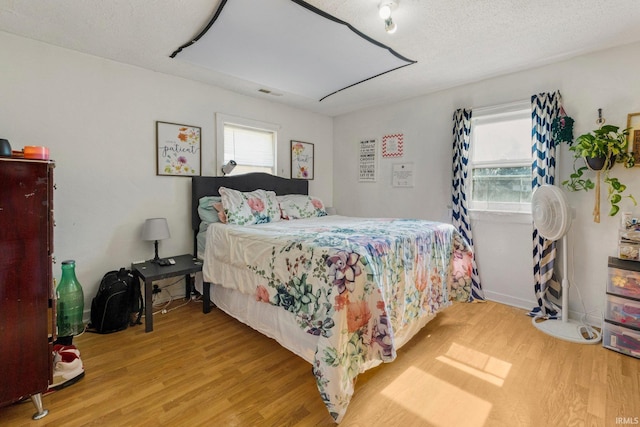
[191,173,309,255]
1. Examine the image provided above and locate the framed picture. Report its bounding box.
[156,121,201,176]
[392,162,414,187]
[382,133,404,158]
[627,112,640,167]
[359,138,377,182]
[291,140,314,180]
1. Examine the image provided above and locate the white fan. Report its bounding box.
[531,184,601,344]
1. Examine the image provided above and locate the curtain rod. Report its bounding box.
[472,99,529,115]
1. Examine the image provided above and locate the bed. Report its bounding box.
[191,173,473,423]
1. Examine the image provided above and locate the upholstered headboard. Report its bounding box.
[191,173,309,255]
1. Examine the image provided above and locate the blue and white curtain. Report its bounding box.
[451,108,484,302]
[529,91,562,318]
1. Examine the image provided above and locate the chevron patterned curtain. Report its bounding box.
[529,91,561,318]
[451,108,484,301]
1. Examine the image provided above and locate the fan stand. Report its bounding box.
[532,234,602,344]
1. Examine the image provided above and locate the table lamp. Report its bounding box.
[142,218,170,263]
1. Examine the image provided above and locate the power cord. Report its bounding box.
[149,276,194,317]
[569,237,602,339]
[153,298,192,316]
[151,276,183,307]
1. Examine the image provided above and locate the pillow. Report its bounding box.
[278,194,327,219]
[198,196,222,225]
[219,187,281,225]
[213,202,227,223]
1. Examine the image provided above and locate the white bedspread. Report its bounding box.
[201,215,473,422]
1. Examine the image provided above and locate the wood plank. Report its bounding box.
[0,300,638,426]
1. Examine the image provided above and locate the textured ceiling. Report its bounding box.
[1,0,640,116]
[172,0,416,101]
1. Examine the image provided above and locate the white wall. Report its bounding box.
[333,41,640,324]
[3,28,639,327]
[0,31,333,317]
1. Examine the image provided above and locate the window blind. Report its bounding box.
[223,125,274,167]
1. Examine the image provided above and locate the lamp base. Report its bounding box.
[153,240,160,262]
[149,240,171,265]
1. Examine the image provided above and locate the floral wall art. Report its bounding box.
[291,140,314,180]
[156,121,201,176]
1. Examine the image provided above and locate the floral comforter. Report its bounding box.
[203,216,472,422]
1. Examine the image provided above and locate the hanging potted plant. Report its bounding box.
[562,124,636,221]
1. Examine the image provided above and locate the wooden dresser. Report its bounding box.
[0,157,55,419]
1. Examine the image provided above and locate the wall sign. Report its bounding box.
[392,162,414,187]
[359,139,377,182]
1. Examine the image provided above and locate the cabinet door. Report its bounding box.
[0,160,51,405]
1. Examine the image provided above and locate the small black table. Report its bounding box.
[131,254,203,332]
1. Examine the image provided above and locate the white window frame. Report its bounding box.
[469,100,532,214]
[215,113,279,176]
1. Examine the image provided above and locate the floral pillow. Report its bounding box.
[219,187,281,225]
[278,194,327,219]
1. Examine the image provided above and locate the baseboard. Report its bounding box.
[483,290,536,311]
[484,290,603,328]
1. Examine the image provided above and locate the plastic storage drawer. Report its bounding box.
[605,294,640,329]
[603,321,640,358]
[618,229,640,261]
[607,257,640,299]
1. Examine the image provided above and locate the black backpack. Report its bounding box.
[89,268,143,334]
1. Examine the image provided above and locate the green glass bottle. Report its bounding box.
[56,260,85,337]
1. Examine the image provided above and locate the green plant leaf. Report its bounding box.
[609,205,620,216]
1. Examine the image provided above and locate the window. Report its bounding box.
[216,114,278,175]
[470,103,532,212]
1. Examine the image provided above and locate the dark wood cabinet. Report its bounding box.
[0,158,55,419]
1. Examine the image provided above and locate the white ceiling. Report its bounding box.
[173,0,417,102]
[1,0,640,117]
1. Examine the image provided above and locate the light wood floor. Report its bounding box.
[1,299,638,426]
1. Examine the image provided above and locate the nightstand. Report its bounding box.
[131,254,203,332]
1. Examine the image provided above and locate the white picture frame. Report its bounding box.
[359,139,377,182]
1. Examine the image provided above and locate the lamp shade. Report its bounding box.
[221,160,237,176]
[142,218,170,241]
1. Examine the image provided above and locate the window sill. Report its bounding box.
[469,209,532,224]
